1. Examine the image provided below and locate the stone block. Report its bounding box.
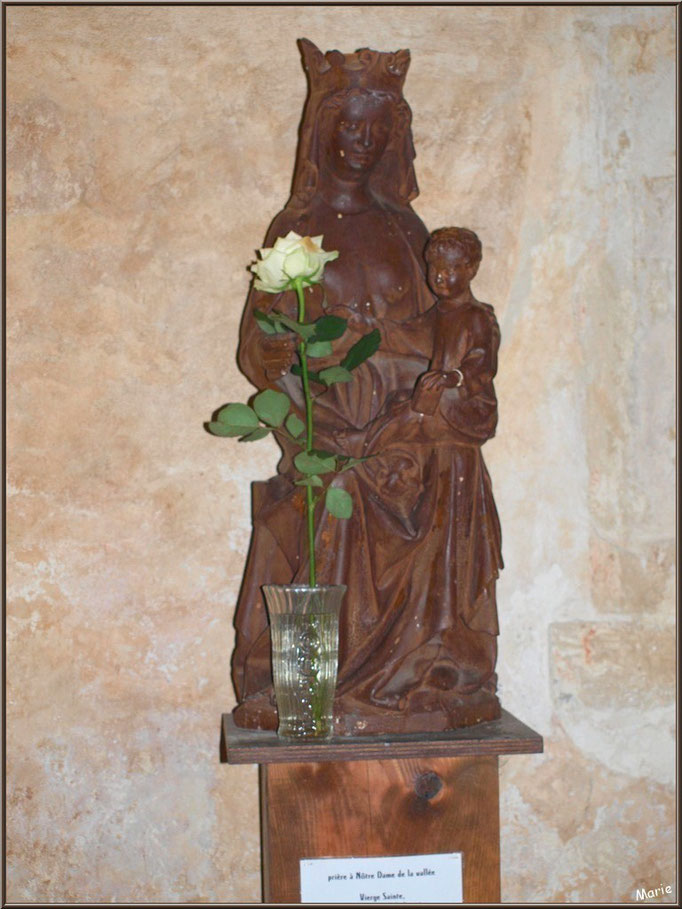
[550,620,674,711]
[549,621,675,783]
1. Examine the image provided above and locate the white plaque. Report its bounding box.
[300,852,463,904]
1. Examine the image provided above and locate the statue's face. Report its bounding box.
[427,247,476,299]
[327,92,393,178]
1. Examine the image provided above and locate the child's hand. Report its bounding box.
[415,369,463,392]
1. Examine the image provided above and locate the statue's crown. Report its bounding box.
[299,37,410,98]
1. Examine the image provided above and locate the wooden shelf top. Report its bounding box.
[221,709,543,765]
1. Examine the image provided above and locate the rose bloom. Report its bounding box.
[251,231,339,293]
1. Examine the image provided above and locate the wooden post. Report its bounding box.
[222,710,542,904]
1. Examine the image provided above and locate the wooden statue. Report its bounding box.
[232,39,503,735]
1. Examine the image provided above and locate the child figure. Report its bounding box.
[342,227,503,696]
[350,226,500,530]
[333,226,500,471]
[410,226,498,416]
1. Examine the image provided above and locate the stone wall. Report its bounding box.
[6,5,675,902]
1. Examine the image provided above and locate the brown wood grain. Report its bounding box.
[261,755,500,903]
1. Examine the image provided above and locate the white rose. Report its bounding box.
[250,231,339,294]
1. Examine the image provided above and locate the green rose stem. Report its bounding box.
[292,275,317,587]
[292,275,323,731]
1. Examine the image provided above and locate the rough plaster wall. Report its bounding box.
[6,5,675,903]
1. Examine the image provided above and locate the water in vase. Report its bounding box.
[270,611,340,739]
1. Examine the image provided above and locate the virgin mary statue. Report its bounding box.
[231,39,503,735]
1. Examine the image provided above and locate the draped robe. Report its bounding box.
[231,196,502,734]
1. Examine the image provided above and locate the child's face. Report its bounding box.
[427,247,475,299]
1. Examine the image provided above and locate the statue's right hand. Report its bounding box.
[326,303,376,333]
[261,334,297,379]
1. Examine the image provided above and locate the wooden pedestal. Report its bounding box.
[222,710,542,904]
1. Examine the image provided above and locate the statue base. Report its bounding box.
[222,709,543,903]
[233,684,501,736]
[334,688,501,735]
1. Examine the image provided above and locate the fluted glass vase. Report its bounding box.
[262,584,346,740]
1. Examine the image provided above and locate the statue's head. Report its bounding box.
[288,39,419,211]
[320,89,394,182]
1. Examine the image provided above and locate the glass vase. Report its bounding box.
[262,584,346,741]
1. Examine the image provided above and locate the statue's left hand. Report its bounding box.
[333,426,367,458]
